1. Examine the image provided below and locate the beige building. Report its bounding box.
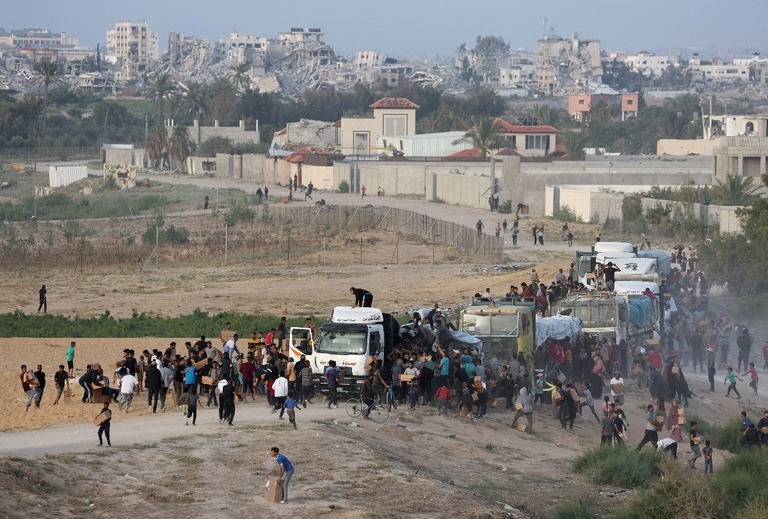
[106,21,159,82]
[339,98,419,156]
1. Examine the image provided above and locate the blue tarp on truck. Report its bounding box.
[627,295,653,329]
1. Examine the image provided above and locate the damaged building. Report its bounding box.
[537,33,602,96]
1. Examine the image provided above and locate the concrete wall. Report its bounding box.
[657,138,718,156]
[640,197,744,234]
[49,165,87,188]
[300,164,335,191]
[104,148,145,167]
[545,186,625,223]
[186,119,260,146]
[334,161,494,199]
[185,156,217,176]
[501,156,712,214]
[214,153,266,182]
[427,172,491,209]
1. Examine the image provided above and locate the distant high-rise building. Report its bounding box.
[106,21,159,82]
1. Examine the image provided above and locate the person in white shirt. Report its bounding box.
[609,371,625,405]
[224,335,241,359]
[656,437,678,459]
[273,371,289,416]
[118,371,137,412]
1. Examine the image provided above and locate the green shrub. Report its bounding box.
[497,200,512,214]
[711,417,743,453]
[612,460,724,519]
[553,205,582,223]
[0,308,309,338]
[337,179,350,193]
[687,414,714,436]
[556,501,600,519]
[225,204,255,227]
[713,448,768,509]
[572,447,660,488]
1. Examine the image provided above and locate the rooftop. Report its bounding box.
[369,97,420,109]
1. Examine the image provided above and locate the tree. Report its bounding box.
[33,59,62,135]
[207,77,238,126]
[453,117,502,158]
[146,72,177,124]
[531,104,568,129]
[712,174,759,206]
[145,126,167,170]
[227,63,252,92]
[168,125,193,173]
[699,174,768,316]
[178,80,208,122]
[560,130,591,159]
[471,36,510,84]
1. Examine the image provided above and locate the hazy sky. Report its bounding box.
[2,0,764,58]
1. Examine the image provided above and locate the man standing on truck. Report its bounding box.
[350,287,373,308]
[603,262,621,292]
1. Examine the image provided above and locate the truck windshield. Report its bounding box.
[316,331,367,355]
[462,313,518,336]
[567,303,616,326]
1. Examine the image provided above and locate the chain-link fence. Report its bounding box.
[256,204,504,263]
[0,146,100,162]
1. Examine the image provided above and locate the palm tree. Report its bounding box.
[453,117,502,159]
[146,72,177,124]
[712,174,760,206]
[33,59,62,134]
[531,104,567,129]
[145,126,167,170]
[227,63,251,92]
[178,80,208,122]
[560,130,591,160]
[168,125,192,173]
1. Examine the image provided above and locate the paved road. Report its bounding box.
[144,172,578,256]
[0,399,343,457]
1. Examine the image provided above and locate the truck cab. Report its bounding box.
[459,299,535,365]
[290,307,396,394]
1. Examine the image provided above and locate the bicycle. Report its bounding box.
[345,395,388,423]
[385,384,398,412]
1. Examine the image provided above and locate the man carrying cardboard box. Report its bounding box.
[270,447,294,504]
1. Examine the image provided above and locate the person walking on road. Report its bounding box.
[305,181,314,201]
[38,284,47,314]
[96,401,112,447]
[476,219,483,237]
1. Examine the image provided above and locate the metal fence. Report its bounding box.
[0,146,101,162]
[254,203,504,263]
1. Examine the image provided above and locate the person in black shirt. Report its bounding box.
[38,285,47,313]
[350,287,373,307]
[97,401,112,447]
[194,336,207,352]
[80,365,99,403]
[145,363,162,413]
[221,378,236,425]
[53,364,69,405]
[33,365,46,407]
[603,262,621,292]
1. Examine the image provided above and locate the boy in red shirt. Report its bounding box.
[435,383,450,415]
[743,362,759,395]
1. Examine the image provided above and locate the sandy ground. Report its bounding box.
[0,173,763,517]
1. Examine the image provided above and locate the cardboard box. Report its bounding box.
[645,339,660,346]
[611,383,625,394]
[266,479,283,503]
[194,359,208,369]
[221,330,236,343]
[93,412,108,426]
[400,374,415,383]
[515,422,528,432]
[201,376,215,385]
[515,401,523,411]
